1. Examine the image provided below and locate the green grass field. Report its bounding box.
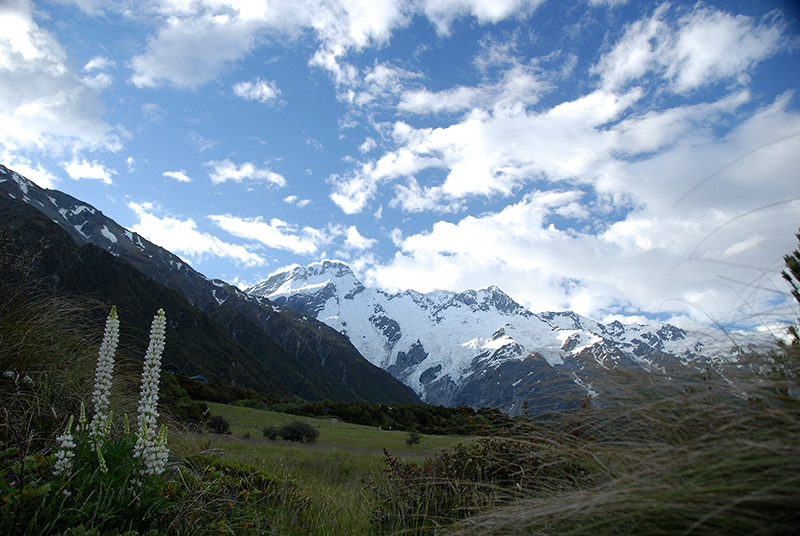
[170,402,469,535]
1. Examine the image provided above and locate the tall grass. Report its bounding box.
[0,234,97,455]
[428,351,800,535]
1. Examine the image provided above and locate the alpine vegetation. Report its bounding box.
[35,307,173,533]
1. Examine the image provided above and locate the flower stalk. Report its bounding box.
[89,306,119,446]
[133,309,169,476]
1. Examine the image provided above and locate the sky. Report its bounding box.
[2,0,800,333]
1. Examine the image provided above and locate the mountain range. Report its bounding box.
[0,164,420,405]
[248,260,757,413]
[1,164,762,414]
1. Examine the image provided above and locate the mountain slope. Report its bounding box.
[247,260,751,413]
[0,191,294,395]
[0,165,420,404]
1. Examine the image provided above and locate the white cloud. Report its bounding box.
[209,214,327,255]
[163,170,192,182]
[593,3,786,93]
[284,195,312,208]
[421,0,545,35]
[588,0,629,5]
[233,77,281,104]
[123,0,551,90]
[62,159,116,184]
[81,55,114,90]
[189,130,217,152]
[128,201,266,266]
[130,12,265,88]
[350,61,422,106]
[367,92,800,324]
[665,7,785,93]
[81,72,112,91]
[344,225,377,250]
[359,137,377,153]
[399,63,545,115]
[0,154,58,189]
[592,5,667,90]
[141,102,165,122]
[330,89,637,213]
[205,159,286,187]
[83,56,114,71]
[399,85,482,114]
[0,0,120,158]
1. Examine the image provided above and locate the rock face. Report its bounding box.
[247,260,756,414]
[0,165,420,404]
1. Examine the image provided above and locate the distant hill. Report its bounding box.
[0,165,420,404]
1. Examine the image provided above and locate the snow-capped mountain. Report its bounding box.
[248,260,752,413]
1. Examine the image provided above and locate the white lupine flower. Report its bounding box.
[53,416,76,477]
[89,306,119,445]
[133,309,169,476]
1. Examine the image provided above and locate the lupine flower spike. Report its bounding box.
[133,309,169,476]
[53,415,76,477]
[78,401,87,433]
[90,306,119,446]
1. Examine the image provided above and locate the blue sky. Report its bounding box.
[2,0,800,332]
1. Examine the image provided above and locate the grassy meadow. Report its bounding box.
[169,403,467,535]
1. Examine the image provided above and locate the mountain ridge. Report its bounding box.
[247,259,758,413]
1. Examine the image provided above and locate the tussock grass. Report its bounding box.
[440,351,800,536]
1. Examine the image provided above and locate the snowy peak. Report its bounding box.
[447,286,529,316]
[248,260,362,299]
[246,259,752,414]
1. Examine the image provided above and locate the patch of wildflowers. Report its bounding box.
[89,306,119,445]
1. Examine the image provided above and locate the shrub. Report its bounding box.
[278,421,319,443]
[207,414,231,435]
[405,432,422,446]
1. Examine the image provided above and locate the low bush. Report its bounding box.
[207,414,231,435]
[279,421,319,443]
[405,432,422,446]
